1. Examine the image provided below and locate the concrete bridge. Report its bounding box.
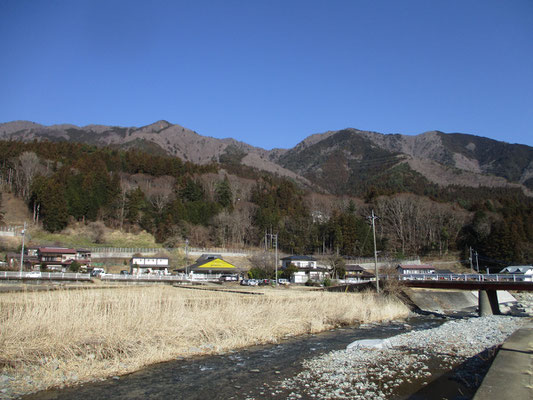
[385,274,533,316]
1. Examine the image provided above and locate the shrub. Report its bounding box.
[69,261,81,272]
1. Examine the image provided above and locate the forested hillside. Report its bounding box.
[1,139,533,269]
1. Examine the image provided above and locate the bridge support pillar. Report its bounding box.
[478,290,500,316]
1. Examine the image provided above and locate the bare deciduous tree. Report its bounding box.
[16,152,41,200]
[376,194,469,256]
[248,252,276,275]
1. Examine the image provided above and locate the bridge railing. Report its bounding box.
[383,273,530,282]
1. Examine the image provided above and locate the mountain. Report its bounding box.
[0,120,309,186]
[273,128,533,195]
[1,120,532,195]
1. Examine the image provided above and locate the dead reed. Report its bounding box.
[0,286,409,395]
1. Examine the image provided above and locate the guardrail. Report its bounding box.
[384,273,531,282]
[100,273,221,283]
[88,247,257,254]
[0,271,91,281]
[101,274,183,282]
[0,271,222,283]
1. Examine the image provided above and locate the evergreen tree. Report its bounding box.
[126,187,148,225]
[40,180,69,232]
[215,177,233,211]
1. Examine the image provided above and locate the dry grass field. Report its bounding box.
[0,286,409,396]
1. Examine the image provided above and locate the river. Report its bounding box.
[24,313,476,400]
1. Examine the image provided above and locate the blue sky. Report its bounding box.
[1,0,532,149]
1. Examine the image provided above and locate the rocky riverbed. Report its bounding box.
[274,315,526,400]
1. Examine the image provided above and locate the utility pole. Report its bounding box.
[274,234,278,286]
[368,210,379,293]
[185,239,189,278]
[20,222,26,274]
[266,233,278,286]
[475,251,479,272]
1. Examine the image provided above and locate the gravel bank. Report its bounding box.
[276,316,526,400]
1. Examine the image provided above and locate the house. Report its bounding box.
[38,248,77,271]
[6,248,39,270]
[499,266,533,282]
[344,264,375,282]
[130,256,170,275]
[396,264,436,275]
[281,255,317,269]
[281,255,329,284]
[4,247,91,272]
[175,254,240,280]
[76,249,91,264]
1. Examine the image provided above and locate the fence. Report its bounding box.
[345,257,421,266]
[89,247,259,258]
[0,226,20,237]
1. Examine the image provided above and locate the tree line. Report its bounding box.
[1,140,532,268]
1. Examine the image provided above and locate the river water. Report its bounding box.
[23,315,459,400]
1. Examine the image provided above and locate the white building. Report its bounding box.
[396,264,435,275]
[281,255,329,284]
[499,266,533,282]
[130,257,170,275]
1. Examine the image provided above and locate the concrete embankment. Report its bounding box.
[402,287,519,314]
[474,319,533,400]
[406,288,478,313]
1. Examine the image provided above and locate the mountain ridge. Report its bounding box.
[1,120,532,194]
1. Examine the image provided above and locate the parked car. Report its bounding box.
[277,279,290,285]
[220,274,238,281]
[90,268,106,277]
[241,279,259,286]
[120,270,130,275]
